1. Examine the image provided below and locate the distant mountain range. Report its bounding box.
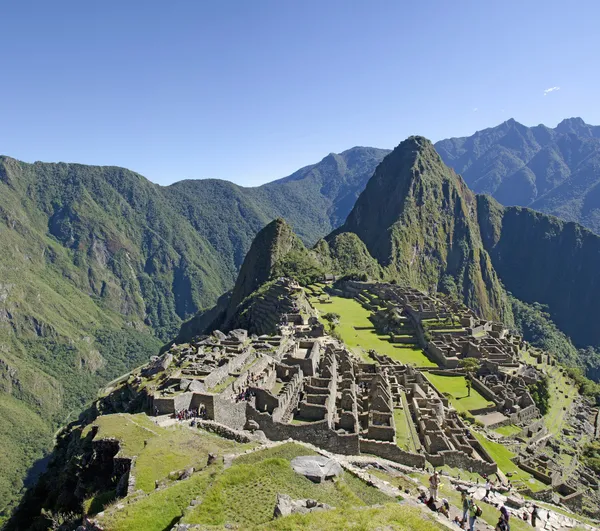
[0,146,387,520]
[3,117,600,520]
[210,136,600,373]
[435,117,600,234]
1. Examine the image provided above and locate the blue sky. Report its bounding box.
[1,1,598,186]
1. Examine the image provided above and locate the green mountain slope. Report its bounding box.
[0,147,386,521]
[435,117,600,234]
[477,195,600,349]
[332,136,512,323]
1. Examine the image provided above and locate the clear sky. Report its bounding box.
[1,1,598,186]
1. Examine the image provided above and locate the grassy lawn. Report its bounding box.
[311,296,436,367]
[82,413,251,514]
[518,351,577,437]
[393,408,416,452]
[182,443,394,528]
[543,366,576,435]
[423,373,492,413]
[255,504,446,530]
[99,465,219,531]
[471,432,545,491]
[493,424,522,437]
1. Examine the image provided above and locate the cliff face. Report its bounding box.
[225,219,310,319]
[477,195,600,347]
[333,137,512,323]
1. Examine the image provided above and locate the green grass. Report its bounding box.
[542,365,577,435]
[393,408,416,452]
[493,424,522,437]
[423,373,493,413]
[234,443,317,465]
[99,465,219,531]
[182,443,393,527]
[82,414,250,496]
[311,296,436,366]
[471,432,545,491]
[254,503,446,530]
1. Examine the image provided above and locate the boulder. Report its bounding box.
[229,329,248,342]
[273,493,294,518]
[273,493,333,518]
[245,419,260,432]
[213,330,228,341]
[505,495,526,509]
[291,455,343,483]
[179,467,195,480]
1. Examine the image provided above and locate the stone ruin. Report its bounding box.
[133,277,600,516]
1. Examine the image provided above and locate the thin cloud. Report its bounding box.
[543,86,560,96]
[473,107,478,112]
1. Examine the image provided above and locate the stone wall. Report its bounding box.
[359,437,426,468]
[153,391,193,414]
[246,407,360,455]
[509,404,539,425]
[194,420,252,443]
[213,396,248,430]
[430,450,497,476]
[471,378,502,407]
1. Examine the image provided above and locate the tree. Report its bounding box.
[323,312,340,325]
[459,358,481,397]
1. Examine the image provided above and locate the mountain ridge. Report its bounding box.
[435,117,600,234]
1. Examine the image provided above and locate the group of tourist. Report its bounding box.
[174,406,207,421]
[235,388,256,402]
[419,471,542,530]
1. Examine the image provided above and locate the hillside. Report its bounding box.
[327,137,600,372]
[9,266,599,529]
[435,117,600,234]
[0,147,386,522]
[331,136,512,323]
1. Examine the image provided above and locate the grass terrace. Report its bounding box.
[256,504,445,530]
[471,432,546,491]
[493,424,522,437]
[84,414,251,521]
[181,443,395,528]
[423,373,492,413]
[311,296,436,367]
[393,408,417,452]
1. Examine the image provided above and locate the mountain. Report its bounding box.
[0,147,387,522]
[331,136,512,323]
[435,117,600,234]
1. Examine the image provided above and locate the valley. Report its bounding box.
[4,130,600,529]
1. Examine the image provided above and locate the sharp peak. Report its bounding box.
[391,135,436,154]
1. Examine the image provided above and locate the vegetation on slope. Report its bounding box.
[331,136,512,323]
[0,146,387,517]
[436,117,600,235]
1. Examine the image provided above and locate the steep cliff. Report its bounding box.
[332,136,512,323]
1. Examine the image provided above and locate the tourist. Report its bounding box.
[468,501,481,531]
[438,498,450,518]
[429,470,440,500]
[531,505,538,528]
[461,491,471,526]
[485,478,492,499]
[417,486,428,504]
[426,495,438,512]
[496,506,510,531]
